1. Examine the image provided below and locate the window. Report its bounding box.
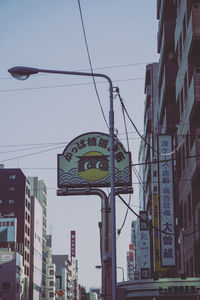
[190,256,194,276]
[188,194,192,222]
[2,281,11,291]
[49,269,54,275]
[8,212,14,216]
[9,199,14,204]
[9,174,16,180]
[8,187,15,192]
[184,72,188,101]
[0,200,3,204]
[50,281,54,286]
[184,202,187,229]
[49,292,54,298]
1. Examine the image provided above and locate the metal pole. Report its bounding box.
[8,66,117,300]
[108,82,117,300]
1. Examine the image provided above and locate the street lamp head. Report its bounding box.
[95,265,102,270]
[8,66,39,80]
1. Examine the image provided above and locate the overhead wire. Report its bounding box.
[77,0,109,129]
[118,194,200,238]
[0,145,64,163]
[117,92,188,157]
[115,87,132,237]
[117,194,175,236]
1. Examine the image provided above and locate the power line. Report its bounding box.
[77,0,109,129]
[0,62,149,81]
[0,145,63,163]
[117,194,175,236]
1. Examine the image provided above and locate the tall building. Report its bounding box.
[0,167,31,298]
[46,235,56,300]
[157,0,200,278]
[138,0,200,279]
[28,177,47,299]
[29,195,43,300]
[52,254,79,300]
[0,249,24,300]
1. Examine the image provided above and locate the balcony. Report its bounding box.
[162,104,179,134]
[185,6,200,59]
[157,1,176,51]
[158,20,175,54]
[144,107,152,135]
[188,71,200,121]
[185,136,200,184]
[159,63,177,121]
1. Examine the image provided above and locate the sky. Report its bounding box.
[0,0,159,290]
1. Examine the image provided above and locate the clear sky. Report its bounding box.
[0,0,159,290]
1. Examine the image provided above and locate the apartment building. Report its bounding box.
[29,195,43,300]
[0,167,31,297]
[28,177,48,299]
[46,235,56,300]
[138,0,200,279]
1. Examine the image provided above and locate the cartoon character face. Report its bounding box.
[77,151,109,181]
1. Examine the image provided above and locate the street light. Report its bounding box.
[95,265,124,282]
[116,267,124,282]
[8,66,117,300]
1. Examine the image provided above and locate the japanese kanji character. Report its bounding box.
[98,138,109,149]
[87,137,97,147]
[115,152,125,163]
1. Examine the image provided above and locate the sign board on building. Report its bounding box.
[0,218,17,242]
[158,135,176,267]
[57,132,132,188]
[1,254,13,261]
[139,211,150,279]
[140,211,148,231]
[71,230,76,258]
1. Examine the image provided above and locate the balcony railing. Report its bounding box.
[184,6,200,57]
[187,71,200,120]
[159,63,177,118]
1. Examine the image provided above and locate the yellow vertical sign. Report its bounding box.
[153,194,167,272]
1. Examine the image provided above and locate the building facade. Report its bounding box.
[0,167,31,298]
[46,235,56,300]
[28,177,47,299]
[29,195,43,300]
[0,249,24,300]
[138,0,200,279]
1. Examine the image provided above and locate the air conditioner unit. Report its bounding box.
[193,3,200,9]
[195,67,200,73]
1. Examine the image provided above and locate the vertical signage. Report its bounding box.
[71,231,76,258]
[139,211,150,279]
[158,135,175,267]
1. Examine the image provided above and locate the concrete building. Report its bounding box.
[46,235,56,300]
[52,254,78,300]
[137,0,200,279]
[28,177,47,299]
[157,0,200,277]
[0,168,31,298]
[0,249,24,300]
[29,195,43,300]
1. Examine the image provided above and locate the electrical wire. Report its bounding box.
[77,0,109,129]
[0,145,64,163]
[117,194,175,236]
[0,61,149,80]
[118,194,200,238]
[116,87,132,237]
[116,89,191,157]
